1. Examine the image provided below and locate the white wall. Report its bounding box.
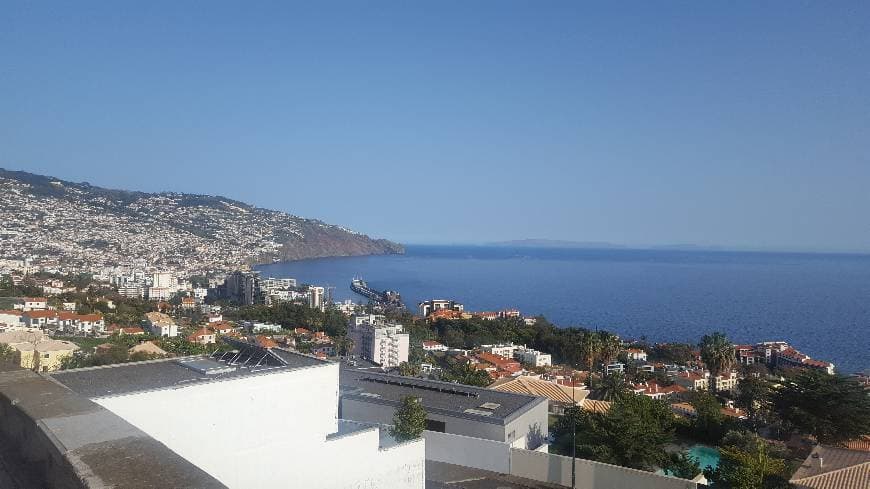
[97,363,423,489]
[423,430,510,473]
[511,449,698,489]
[423,430,697,489]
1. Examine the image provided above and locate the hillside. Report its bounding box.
[0,168,403,272]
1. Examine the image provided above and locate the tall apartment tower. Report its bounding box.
[308,286,325,311]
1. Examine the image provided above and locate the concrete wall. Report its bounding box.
[504,398,549,449]
[96,363,424,489]
[423,430,510,473]
[511,449,697,489]
[0,369,224,489]
[423,429,697,489]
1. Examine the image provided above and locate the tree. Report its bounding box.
[593,372,629,402]
[578,331,601,371]
[664,451,702,479]
[735,376,770,431]
[335,335,354,357]
[554,393,675,470]
[0,343,17,367]
[771,369,870,445]
[597,331,621,366]
[690,391,732,444]
[390,396,427,442]
[398,361,421,377]
[704,431,787,489]
[440,362,492,387]
[700,332,735,394]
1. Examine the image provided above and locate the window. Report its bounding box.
[425,419,445,433]
[43,353,50,358]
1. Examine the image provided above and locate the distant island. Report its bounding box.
[489,239,626,249]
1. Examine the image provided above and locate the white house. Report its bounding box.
[144,312,178,337]
[626,348,648,362]
[422,340,448,352]
[514,347,552,367]
[50,343,425,489]
[482,343,519,358]
[17,297,48,311]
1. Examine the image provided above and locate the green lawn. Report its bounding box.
[55,336,107,352]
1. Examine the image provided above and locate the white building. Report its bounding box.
[482,343,519,358]
[192,287,208,301]
[151,271,177,289]
[351,316,409,368]
[17,297,47,311]
[626,348,648,362]
[418,299,464,318]
[261,277,297,290]
[514,347,552,367]
[50,343,425,489]
[241,321,283,333]
[308,286,325,311]
[144,312,178,337]
[0,310,23,327]
[118,284,144,299]
[422,340,448,352]
[334,300,359,316]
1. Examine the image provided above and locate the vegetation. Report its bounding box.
[735,376,771,431]
[649,342,696,365]
[699,332,735,394]
[663,451,702,479]
[430,316,632,371]
[553,394,676,471]
[687,391,734,444]
[771,369,870,445]
[231,302,349,338]
[704,431,788,489]
[390,396,427,442]
[440,362,492,387]
[589,372,629,401]
[0,343,17,366]
[397,361,421,377]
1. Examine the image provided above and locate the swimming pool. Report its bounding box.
[658,444,720,477]
[687,444,720,471]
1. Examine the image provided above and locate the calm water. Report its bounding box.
[257,245,870,373]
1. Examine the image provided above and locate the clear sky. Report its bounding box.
[2,2,868,251]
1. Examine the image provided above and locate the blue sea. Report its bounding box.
[256,245,870,373]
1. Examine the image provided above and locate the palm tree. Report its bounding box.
[596,372,628,401]
[699,332,735,394]
[578,330,601,371]
[597,331,622,366]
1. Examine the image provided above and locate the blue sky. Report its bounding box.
[2,2,868,251]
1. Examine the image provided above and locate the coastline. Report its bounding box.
[254,245,869,374]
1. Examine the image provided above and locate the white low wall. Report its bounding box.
[424,430,696,489]
[511,449,697,489]
[423,430,511,473]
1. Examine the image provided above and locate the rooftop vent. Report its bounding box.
[479,402,501,410]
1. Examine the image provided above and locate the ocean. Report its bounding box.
[256,245,870,373]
